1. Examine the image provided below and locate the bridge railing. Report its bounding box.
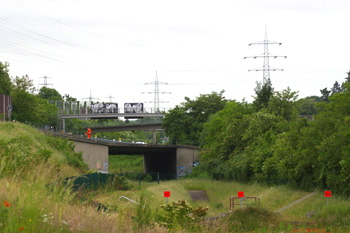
[47,131,198,146]
[24,121,199,146]
[83,136,199,146]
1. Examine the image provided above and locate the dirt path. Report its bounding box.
[188,190,210,201]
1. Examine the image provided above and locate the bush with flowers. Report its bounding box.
[0,201,11,228]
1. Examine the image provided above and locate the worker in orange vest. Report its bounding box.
[85,128,92,139]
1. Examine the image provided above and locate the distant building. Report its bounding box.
[0,94,12,121]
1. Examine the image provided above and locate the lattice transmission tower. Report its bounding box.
[105,94,115,102]
[82,89,99,103]
[244,27,287,83]
[142,71,171,113]
[38,76,53,88]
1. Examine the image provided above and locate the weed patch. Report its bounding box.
[224,206,280,232]
[157,200,208,232]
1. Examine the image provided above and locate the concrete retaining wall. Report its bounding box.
[176,147,199,177]
[73,141,109,173]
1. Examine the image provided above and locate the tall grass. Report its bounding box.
[0,122,129,232]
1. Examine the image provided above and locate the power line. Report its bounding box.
[0,37,68,63]
[0,19,81,64]
[0,17,86,51]
[1,0,145,48]
[244,26,287,83]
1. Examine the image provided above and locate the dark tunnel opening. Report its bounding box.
[108,145,177,179]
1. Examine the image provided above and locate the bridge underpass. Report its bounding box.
[108,143,177,178]
[69,136,198,179]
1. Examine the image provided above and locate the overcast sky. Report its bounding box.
[1,0,349,111]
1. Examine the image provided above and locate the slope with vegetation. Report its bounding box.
[0,122,86,232]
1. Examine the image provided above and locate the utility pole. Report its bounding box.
[142,71,171,113]
[244,27,287,83]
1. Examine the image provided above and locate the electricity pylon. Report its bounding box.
[38,76,53,88]
[244,27,287,83]
[82,89,99,103]
[142,71,171,113]
[105,94,115,102]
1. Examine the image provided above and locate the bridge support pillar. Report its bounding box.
[152,129,156,144]
[61,118,66,133]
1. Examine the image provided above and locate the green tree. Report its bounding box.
[344,70,350,83]
[272,82,350,193]
[63,94,77,101]
[11,76,58,126]
[252,78,274,111]
[0,62,12,95]
[11,90,58,125]
[320,87,331,102]
[163,90,228,144]
[341,71,350,90]
[233,109,290,183]
[12,75,35,93]
[331,81,342,95]
[37,86,63,100]
[200,100,254,180]
[267,87,299,121]
[318,82,350,117]
[197,70,350,195]
[296,96,322,115]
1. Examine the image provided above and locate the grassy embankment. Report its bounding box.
[1,122,350,232]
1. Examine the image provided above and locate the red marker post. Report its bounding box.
[324,191,332,205]
[164,191,170,205]
[238,191,245,208]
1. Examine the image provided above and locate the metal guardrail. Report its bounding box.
[229,197,260,212]
[274,192,316,213]
[119,196,143,206]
